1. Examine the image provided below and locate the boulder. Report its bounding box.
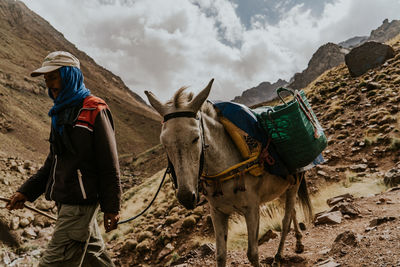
[345,41,395,77]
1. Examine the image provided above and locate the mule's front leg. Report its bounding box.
[244,205,260,267]
[210,207,229,267]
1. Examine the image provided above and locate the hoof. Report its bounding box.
[295,243,304,254]
[272,254,281,267]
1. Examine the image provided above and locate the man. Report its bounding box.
[6,51,121,267]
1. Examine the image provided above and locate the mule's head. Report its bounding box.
[145,79,213,209]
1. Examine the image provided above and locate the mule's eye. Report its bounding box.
[192,137,199,144]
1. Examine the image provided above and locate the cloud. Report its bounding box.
[21,0,400,102]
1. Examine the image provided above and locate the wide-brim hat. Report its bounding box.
[31,51,80,77]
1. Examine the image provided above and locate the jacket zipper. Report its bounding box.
[49,154,58,200]
[77,169,87,200]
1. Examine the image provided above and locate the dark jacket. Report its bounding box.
[18,95,121,213]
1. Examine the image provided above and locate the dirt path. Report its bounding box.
[176,188,400,267]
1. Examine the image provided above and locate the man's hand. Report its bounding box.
[6,192,27,210]
[104,212,120,233]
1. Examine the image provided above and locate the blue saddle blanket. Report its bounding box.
[213,101,323,176]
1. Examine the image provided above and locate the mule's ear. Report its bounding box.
[145,90,166,116]
[190,78,214,112]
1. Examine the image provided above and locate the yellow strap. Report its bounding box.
[201,156,261,182]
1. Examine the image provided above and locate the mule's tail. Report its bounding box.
[297,172,313,223]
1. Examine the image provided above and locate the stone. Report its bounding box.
[345,41,395,77]
[10,217,20,230]
[369,216,396,227]
[315,258,340,267]
[349,164,368,172]
[258,229,278,245]
[331,231,360,256]
[23,227,37,239]
[333,231,359,246]
[33,215,52,228]
[330,202,360,217]
[136,240,151,253]
[182,215,197,229]
[315,211,342,225]
[165,215,180,226]
[383,166,400,187]
[19,218,30,228]
[122,239,138,252]
[327,193,354,207]
[197,243,215,257]
[137,231,153,243]
[35,199,54,211]
[192,206,203,216]
[157,243,174,260]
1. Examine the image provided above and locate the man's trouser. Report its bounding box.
[38,204,115,267]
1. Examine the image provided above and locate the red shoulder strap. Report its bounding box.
[75,95,108,132]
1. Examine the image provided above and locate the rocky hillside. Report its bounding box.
[288,18,400,91]
[288,43,347,90]
[0,0,161,161]
[0,4,399,266]
[231,79,287,106]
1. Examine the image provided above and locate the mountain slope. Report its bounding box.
[232,79,287,106]
[0,0,161,160]
[288,19,400,91]
[288,43,347,90]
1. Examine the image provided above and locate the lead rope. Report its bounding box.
[118,167,168,224]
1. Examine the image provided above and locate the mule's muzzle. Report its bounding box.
[177,190,197,210]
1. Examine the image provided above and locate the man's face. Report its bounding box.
[44,70,62,99]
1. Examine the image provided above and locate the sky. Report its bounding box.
[21,0,400,102]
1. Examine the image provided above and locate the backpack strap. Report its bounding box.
[74,95,108,132]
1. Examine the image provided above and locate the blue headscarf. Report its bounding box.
[48,66,91,135]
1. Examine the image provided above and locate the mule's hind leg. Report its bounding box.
[210,207,229,267]
[244,205,260,267]
[272,183,300,267]
[292,208,304,253]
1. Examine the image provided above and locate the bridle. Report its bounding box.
[164,111,207,192]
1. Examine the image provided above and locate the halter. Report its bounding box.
[164,111,206,191]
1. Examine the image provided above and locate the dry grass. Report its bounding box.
[102,169,172,242]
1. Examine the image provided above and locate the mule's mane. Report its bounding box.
[167,87,217,118]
